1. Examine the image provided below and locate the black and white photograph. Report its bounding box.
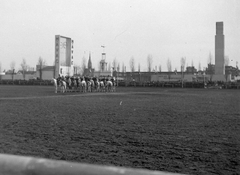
[0,0,239,174]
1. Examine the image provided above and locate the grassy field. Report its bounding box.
[0,85,239,174]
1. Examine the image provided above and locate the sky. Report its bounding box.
[0,0,240,72]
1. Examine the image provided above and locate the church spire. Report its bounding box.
[88,52,92,69]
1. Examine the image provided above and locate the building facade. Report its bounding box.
[55,35,74,77]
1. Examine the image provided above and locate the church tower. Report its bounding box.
[215,22,225,75]
[88,52,92,69]
[100,53,107,72]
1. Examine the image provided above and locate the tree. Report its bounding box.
[198,62,201,71]
[21,58,28,80]
[167,58,172,81]
[159,64,161,72]
[207,52,214,81]
[112,58,118,71]
[77,65,81,75]
[224,56,229,66]
[208,52,213,65]
[191,60,194,74]
[108,61,111,71]
[122,62,125,73]
[180,57,186,88]
[138,63,141,72]
[129,56,135,72]
[225,56,230,82]
[147,54,153,72]
[37,57,46,80]
[81,56,86,75]
[10,61,16,81]
[117,63,120,72]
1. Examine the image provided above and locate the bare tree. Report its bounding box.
[167,58,172,81]
[10,61,16,81]
[81,56,86,75]
[20,58,28,80]
[198,62,201,71]
[112,58,118,71]
[225,56,230,82]
[37,57,46,80]
[76,65,81,75]
[117,63,120,72]
[207,52,214,81]
[147,54,153,72]
[129,56,135,72]
[108,61,111,71]
[191,60,194,74]
[180,57,186,88]
[208,52,213,64]
[224,56,229,66]
[122,62,125,73]
[155,66,157,72]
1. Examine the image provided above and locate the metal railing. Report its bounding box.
[0,154,184,175]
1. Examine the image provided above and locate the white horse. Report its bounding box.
[111,78,116,92]
[100,81,105,92]
[72,79,78,92]
[81,79,87,93]
[95,80,100,92]
[52,78,58,93]
[59,80,67,93]
[106,80,113,92]
[67,78,72,92]
[77,78,82,92]
[90,79,95,92]
[87,81,92,92]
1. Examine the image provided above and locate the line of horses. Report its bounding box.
[52,76,116,93]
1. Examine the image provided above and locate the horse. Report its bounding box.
[99,80,105,92]
[52,78,58,93]
[90,79,95,92]
[111,77,116,92]
[67,77,72,92]
[81,79,87,93]
[72,78,78,92]
[105,80,113,92]
[59,80,67,93]
[87,81,92,92]
[94,79,100,92]
[77,78,82,92]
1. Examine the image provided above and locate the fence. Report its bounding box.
[0,154,184,175]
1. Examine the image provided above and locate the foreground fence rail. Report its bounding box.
[0,154,184,175]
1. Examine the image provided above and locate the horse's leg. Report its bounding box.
[55,85,57,93]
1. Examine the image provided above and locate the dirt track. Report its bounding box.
[0,86,239,174]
